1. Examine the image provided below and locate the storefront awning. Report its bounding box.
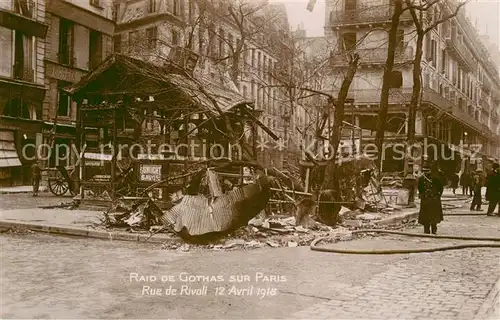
[0,131,22,168]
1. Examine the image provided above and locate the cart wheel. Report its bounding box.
[48,171,69,196]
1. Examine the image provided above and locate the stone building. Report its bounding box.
[0,0,48,186]
[112,0,299,168]
[325,0,500,176]
[42,0,114,168]
[0,0,115,187]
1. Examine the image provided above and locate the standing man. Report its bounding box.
[418,162,444,234]
[450,172,459,195]
[460,171,470,196]
[470,169,483,211]
[486,163,500,216]
[31,160,42,197]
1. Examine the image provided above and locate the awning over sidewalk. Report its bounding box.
[0,131,22,168]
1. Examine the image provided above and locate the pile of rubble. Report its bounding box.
[160,215,354,251]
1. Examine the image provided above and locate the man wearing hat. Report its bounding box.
[470,168,483,211]
[486,163,500,216]
[417,161,444,234]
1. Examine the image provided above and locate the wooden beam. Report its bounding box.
[270,188,312,197]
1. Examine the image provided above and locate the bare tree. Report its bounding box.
[405,0,468,165]
[374,0,405,173]
[116,0,290,162]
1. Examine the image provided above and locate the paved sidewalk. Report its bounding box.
[0,185,47,194]
[0,208,178,244]
[0,208,100,228]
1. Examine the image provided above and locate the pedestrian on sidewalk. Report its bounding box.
[460,171,471,196]
[486,163,500,216]
[31,160,42,197]
[417,162,444,234]
[470,169,483,211]
[450,172,459,195]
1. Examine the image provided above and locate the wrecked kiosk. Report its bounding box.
[67,53,273,240]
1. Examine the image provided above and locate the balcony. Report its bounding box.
[330,46,414,67]
[0,0,48,38]
[482,78,492,94]
[333,87,454,109]
[339,88,412,104]
[445,37,476,72]
[479,99,490,115]
[421,88,455,112]
[450,106,496,140]
[328,6,412,27]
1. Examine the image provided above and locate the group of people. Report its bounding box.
[417,162,500,234]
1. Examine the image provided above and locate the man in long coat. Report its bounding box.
[486,163,500,216]
[418,163,444,234]
[470,169,483,211]
[460,171,471,196]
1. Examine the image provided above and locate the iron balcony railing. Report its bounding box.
[333,87,454,109]
[450,105,494,139]
[330,46,414,66]
[328,5,412,26]
[445,37,477,72]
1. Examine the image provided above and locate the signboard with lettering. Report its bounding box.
[45,61,85,83]
[140,164,162,182]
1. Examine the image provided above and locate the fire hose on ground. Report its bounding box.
[311,207,500,254]
[310,229,500,254]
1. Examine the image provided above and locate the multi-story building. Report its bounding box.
[480,34,500,78]
[0,0,48,186]
[0,0,115,187]
[42,0,114,167]
[112,0,297,168]
[325,0,500,176]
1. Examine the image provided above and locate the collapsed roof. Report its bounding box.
[67,54,252,116]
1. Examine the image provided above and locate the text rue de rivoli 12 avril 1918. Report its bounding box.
[129,272,287,299]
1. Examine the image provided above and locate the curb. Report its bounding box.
[0,220,182,245]
[374,211,419,226]
[474,276,500,320]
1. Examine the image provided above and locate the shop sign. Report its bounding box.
[140,164,161,182]
[45,61,85,83]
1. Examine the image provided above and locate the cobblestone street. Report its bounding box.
[1,194,499,319]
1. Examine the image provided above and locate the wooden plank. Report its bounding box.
[270,188,312,196]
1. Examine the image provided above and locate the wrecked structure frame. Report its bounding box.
[68,54,276,204]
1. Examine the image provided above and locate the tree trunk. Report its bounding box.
[407,31,424,162]
[318,54,359,226]
[374,0,403,173]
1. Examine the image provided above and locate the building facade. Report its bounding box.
[0,0,48,186]
[325,0,500,176]
[112,0,299,168]
[42,0,114,168]
[0,0,115,186]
